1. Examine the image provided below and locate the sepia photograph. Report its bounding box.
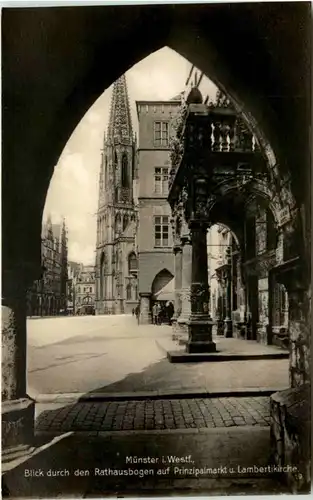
[1,1,311,497]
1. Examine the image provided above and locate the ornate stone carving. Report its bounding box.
[190,283,210,313]
[192,178,216,221]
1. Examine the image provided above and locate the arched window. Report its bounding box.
[123,214,129,231]
[128,252,138,275]
[126,283,132,300]
[115,250,119,270]
[115,213,122,234]
[100,252,105,299]
[266,208,277,250]
[121,153,129,188]
[105,155,108,185]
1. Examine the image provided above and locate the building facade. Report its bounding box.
[95,75,138,315]
[95,75,182,320]
[136,98,181,323]
[66,261,81,314]
[75,264,96,314]
[27,216,68,317]
[169,64,292,350]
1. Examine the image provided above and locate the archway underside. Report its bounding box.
[2,6,310,487]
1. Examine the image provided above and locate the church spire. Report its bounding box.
[107,74,133,144]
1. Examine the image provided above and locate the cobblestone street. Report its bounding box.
[36,396,270,433]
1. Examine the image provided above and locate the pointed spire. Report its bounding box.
[61,217,67,241]
[107,74,133,144]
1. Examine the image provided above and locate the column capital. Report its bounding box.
[188,219,209,231]
[181,231,191,246]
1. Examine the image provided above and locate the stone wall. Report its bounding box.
[270,384,310,492]
[289,288,311,387]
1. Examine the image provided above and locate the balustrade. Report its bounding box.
[169,104,258,191]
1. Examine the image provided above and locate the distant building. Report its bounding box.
[66,261,81,314]
[75,264,96,315]
[136,97,181,322]
[94,75,187,321]
[27,216,68,316]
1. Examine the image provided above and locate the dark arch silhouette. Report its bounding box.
[3,4,310,278]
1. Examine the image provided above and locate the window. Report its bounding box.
[154,121,169,147]
[154,216,169,247]
[90,287,92,292]
[154,167,169,195]
[121,153,129,188]
[123,214,129,231]
[128,252,138,275]
[126,283,132,300]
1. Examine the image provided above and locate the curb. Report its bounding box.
[35,425,270,438]
[167,351,289,362]
[155,339,289,362]
[33,387,286,404]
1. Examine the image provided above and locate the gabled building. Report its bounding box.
[27,216,68,316]
[75,264,96,314]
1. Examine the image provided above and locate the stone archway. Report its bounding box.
[2,4,310,274]
[2,5,310,465]
[151,269,174,299]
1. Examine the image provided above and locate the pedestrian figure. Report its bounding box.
[132,308,135,316]
[152,302,158,325]
[167,301,174,325]
[135,304,140,325]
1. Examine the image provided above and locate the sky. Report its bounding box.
[43,47,218,265]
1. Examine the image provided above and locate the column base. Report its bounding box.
[2,397,35,448]
[186,318,216,353]
[186,340,216,353]
[224,318,233,337]
[174,317,189,344]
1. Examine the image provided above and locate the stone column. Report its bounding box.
[186,221,216,353]
[139,293,152,324]
[216,272,224,335]
[177,233,192,342]
[224,246,233,337]
[172,245,183,337]
[2,268,35,449]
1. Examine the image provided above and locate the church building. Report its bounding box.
[95,75,138,315]
[95,74,182,318]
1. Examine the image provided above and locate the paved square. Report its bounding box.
[36,396,270,433]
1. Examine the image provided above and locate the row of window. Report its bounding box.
[76,296,93,305]
[77,286,93,293]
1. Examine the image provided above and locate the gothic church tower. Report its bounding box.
[95,75,138,315]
